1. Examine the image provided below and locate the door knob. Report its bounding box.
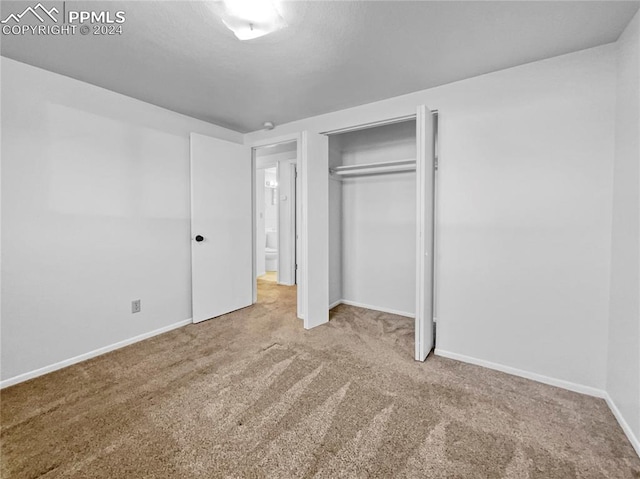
[195,235,204,242]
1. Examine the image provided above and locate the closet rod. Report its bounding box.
[332,165,415,177]
[330,159,416,176]
[320,115,417,136]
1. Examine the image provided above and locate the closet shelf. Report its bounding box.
[329,159,416,177]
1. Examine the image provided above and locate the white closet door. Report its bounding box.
[415,106,436,360]
[190,133,252,324]
[300,131,329,329]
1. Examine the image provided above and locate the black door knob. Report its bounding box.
[195,235,204,242]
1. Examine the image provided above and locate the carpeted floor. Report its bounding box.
[2,280,639,478]
[258,271,278,283]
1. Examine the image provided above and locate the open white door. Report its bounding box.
[296,141,304,319]
[190,133,252,323]
[415,106,436,360]
[300,131,329,329]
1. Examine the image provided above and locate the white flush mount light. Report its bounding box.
[219,0,286,40]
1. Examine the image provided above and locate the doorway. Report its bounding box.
[322,106,437,360]
[253,141,298,309]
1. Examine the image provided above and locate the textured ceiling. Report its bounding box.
[2,1,638,133]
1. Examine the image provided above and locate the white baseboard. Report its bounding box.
[330,299,414,318]
[0,318,193,389]
[329,299,342,310]
[434,349,606,398]
[604,392,640,458]
[435,349,639,459]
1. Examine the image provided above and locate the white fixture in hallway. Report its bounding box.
[265,229,278,272]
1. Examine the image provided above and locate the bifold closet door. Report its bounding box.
[190,133,252,324]
[415,106,436,361]
[300,131,329,329]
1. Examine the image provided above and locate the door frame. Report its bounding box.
[283,161,297,285]
[249,133,304,319]
[322,109,439,360]
[247,110,438,351]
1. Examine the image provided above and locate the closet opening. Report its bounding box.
[253,140,299,311]
[327,110,437,360]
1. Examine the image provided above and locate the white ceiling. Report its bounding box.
[2,1,638,133]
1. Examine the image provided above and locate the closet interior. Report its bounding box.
[328,119,418,325]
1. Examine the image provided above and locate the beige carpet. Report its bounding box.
[258,271,278,283]
[2,280,639,478]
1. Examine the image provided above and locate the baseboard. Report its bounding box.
[604,393,640,458]
[329,299,342,310]
[434,349,606,398]
[332,299,415,318]
[0,318,193,389]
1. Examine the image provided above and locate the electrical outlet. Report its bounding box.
[132,299,141,314]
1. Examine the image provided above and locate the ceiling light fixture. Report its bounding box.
[219,0,286,41]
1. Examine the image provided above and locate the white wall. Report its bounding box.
[264,168,278,231]
[330,121,417,316]
[1,58,242,383]
[246,45,617,392]
[607,10,640,451]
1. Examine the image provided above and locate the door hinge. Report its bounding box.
[434,158,439,170]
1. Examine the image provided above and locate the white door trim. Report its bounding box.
[251,150,258,303]
[290,162,297,285]
[249,134,302,149]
